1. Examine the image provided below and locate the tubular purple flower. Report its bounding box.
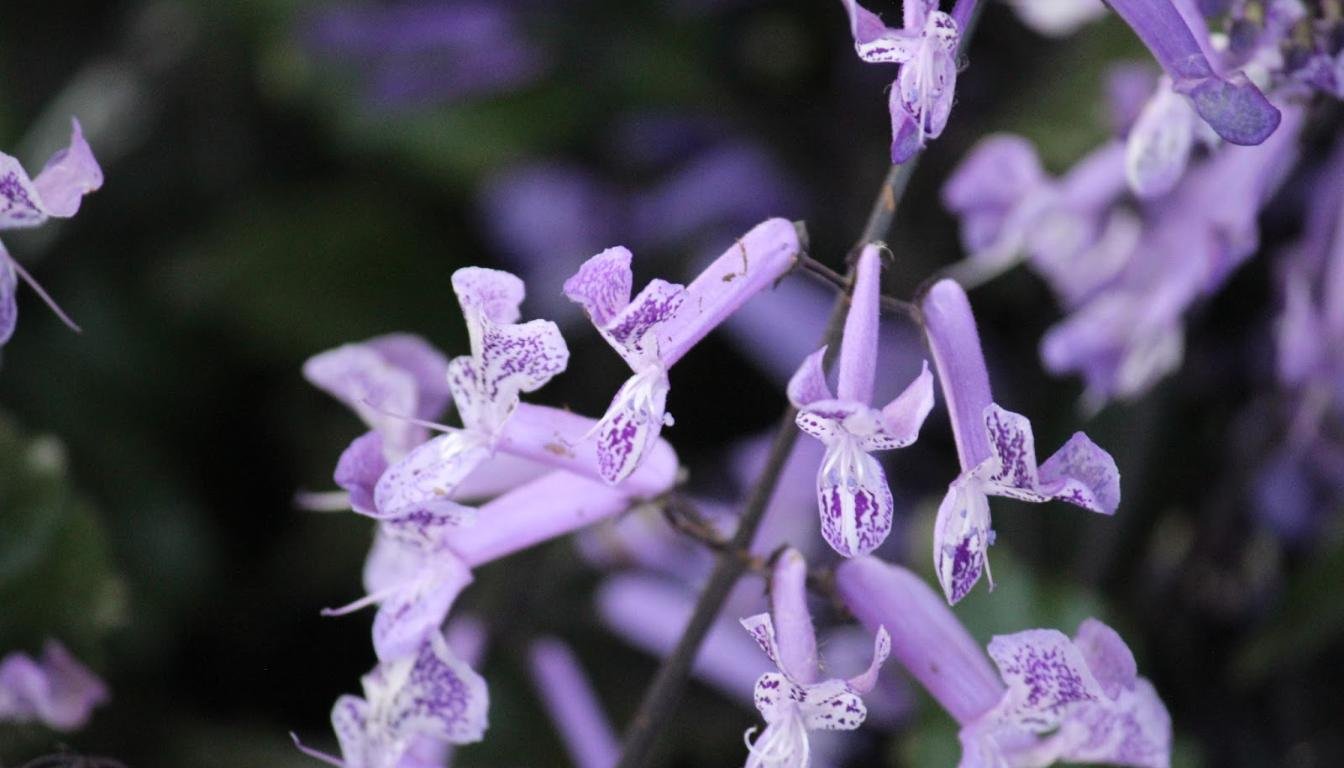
[922,279,1120,603]
[835,557,1002,725]
[528,638,620,768]
[740,550,891,768]
[789,246,934,557]
[567,218,801,485]
[0,118,103,345]
[1106,0,1280,145]
[0,640,109,731]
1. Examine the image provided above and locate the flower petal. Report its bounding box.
[837,245,882,403]
[0,252,17,346]
[1181,72,1281,147]
[595,369,670,484]
[797,678,867,731]
[816,445,894,557]
[770,549,819,685]
[1038,433,1121,514]
[528,638,620,768]
[331,694,372,764]
[1125,84,1195,198]
[335,431,389,515]
[981,405,1043,498]
[750,671,799,723]
[942,134,1045,215]
[364,334,453,421]
[31,119,103,219]
[372,556,473,661]
[740,612,783,669]
[922,280,995,471]
[1061,677,1171,767]
[871,361,935,450]
[840,0,920,63]
[387,631,490,744]
[933,476,993,604]
[564,246,633,328]
[304,342,423,455]
[452,266,524,327]
[602,279,686,368]
[986,628,1104,731]
[844,626,891,695]
[0,152,49,228]
[374,432,490,522]
[787,347,832,408]
[447,316,569,434]
[1072,619,1137,700]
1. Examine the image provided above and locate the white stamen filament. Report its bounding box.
[743,708,811,768]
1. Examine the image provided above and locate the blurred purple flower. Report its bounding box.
[923,279,1120,604]
[788,245,934,557]
[837,557,1172,768]
[0,640,108,731]
[1007,0,1106,37]
[1,118,103,346]
[301,2,544,110]
[528,637,620,768]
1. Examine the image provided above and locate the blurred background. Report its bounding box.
[1,0,1341,765]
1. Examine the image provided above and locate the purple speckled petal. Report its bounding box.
[447,315,570,435]
[330,694,371,765]
[303,342,424,456]
[787,346,833,408]
[563,246,633,328]
[335,431,389,515]
[795,399,862,443]
[371,555,473,661]
[922,280,995,472]
[872,361,935,450]
[987,629,1104,731]
[0,154,48,229]
[599,279,687,369]
[452,266,524,330]
[770,549,820,684]
[797,678,868,731]
[1125,84,1195,198]
[844,626,891,695]
[0,252,16,346]
[933,476,994,605]
[1073,619,1138,700]
[658,218,801,367]
[373,431,490,523]
[816,443,894,557]
[840,0,921,63]
[741,612,784,668]
[364,334,452,422]
[980,405,1043,497]
[750,670,800,724]
[594,369,671,484]
[1061,677,1172,767]
[386,632,489,744]
[893,12,960,147]
[835,558,1006,726]
[30,119,104,219]
[837,246,883,403]
[1039,433,1122,514]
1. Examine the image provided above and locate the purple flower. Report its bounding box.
[1106,0,1280,146]
[293,631,489,767]
[300,2,544,110]
[528,637,620,768]
[838,0,962,163]
[836,556,1172,767]
[0,640,109,731]
[372,267,568,525]
[739,549,890,767]
[942,136,1133,305]
[922,279,1120,603]
[566,218,801,484]
[1,118,103,345]
[788,245,934,557]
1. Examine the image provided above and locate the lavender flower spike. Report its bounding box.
[293,631,488,768]
[528,637,620,768]
[922,279,1120,604]
[1,118,103,345]
[789,245,934,557]
[567,218,800,484]
[740,549,890,768]
[839,0,961,163]
[372,268,568,526]
[1107,0,1279,146]
[0,640,109,731]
